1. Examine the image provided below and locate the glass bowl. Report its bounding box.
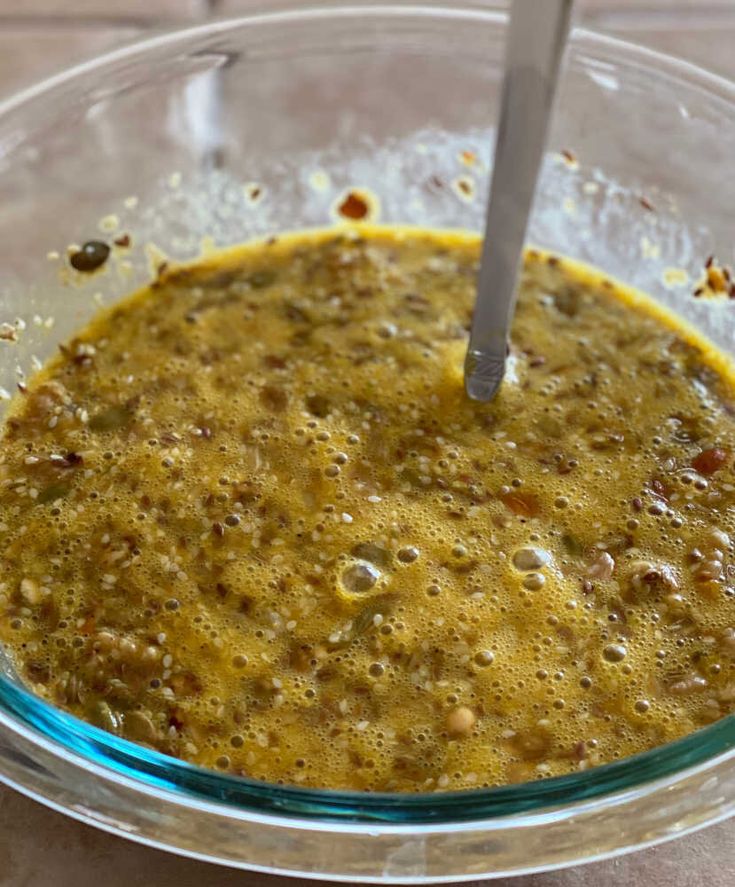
[1,1,735,880]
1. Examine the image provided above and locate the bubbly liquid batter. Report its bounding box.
[1,227,735,791]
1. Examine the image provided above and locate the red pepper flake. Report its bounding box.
[729,282,735,299]
[631,497,643,511]
[560,149,576,163]
[650,478,669,501]
[692,447,729,475]
[78,615,96,635]
[212,522,225,538]
[337,191,369,220]
[500,490,541,518]
[113,233,131,248]
[638,195,655,212]
[693,287,704,298]
[705,254,714,269]
[460,149,477,166]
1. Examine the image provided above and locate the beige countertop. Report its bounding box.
[1,2,734,885]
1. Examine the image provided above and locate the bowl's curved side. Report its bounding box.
[1,696,735,881]
[1,2,735,879]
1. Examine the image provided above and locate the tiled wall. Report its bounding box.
[1,1,734,102]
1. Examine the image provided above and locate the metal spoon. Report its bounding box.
[464,0,574,401]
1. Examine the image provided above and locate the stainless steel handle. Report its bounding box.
[465,0,574,401]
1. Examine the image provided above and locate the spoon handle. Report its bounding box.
[465,0,573,401]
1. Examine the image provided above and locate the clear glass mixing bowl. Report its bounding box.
[0,1,735,881]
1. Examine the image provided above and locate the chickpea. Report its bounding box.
[446,706,476,736]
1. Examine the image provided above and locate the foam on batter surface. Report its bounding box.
[1,226,734,791]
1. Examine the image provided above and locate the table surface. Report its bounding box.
[1,2,735,885]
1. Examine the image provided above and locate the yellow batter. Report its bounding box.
[1,226,734,791]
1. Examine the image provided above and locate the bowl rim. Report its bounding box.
[1,0,734,827]
[1,0,735,121]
